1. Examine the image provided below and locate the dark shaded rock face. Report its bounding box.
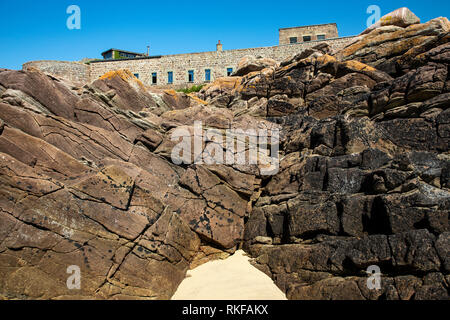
[0,13,449,300]
[228,15,449,300]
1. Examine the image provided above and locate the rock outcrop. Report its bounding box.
[198,9,450,300]
[361,7,421,35]
[0,68,259,299]
[234,56,279,77]
[0,8,448,300]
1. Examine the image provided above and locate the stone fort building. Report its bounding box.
[24,23,355,88]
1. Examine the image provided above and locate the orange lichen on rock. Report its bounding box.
[314,54,337,65]
[338,17,450,61]
[99,69,146,90]
[202,76,242,93]
[164,89,178,97]
[342,60,377,72]
[163,89,180,102]
[188,93,208,105]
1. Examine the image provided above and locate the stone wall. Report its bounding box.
[22,60,90,84]
[22,36,355,87]
[89,36,356,87]
[279,23,339,44]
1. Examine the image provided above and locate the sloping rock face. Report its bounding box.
[336,17,449,76]
[197,12,450,300]
[0,9,449,300]
[0,68,269,299]
[361,7,421,35]
[234,55,279,77]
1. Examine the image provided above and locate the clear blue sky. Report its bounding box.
[0,0,449,70]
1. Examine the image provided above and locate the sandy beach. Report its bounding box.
[172,250,287,300]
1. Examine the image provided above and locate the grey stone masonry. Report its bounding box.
[23,36,356,88]
[88,36,356,87]
[279,23,339,44]
[23,60,90,85]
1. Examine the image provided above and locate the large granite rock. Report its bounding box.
[361,7,421,35]
[0,8,449,300]
[336,16,450,75]
[234,55,278,77]
[0,68,262,299]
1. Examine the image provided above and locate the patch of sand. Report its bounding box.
[172,250,287,300]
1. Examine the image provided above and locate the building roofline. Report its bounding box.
[279,22,337,31]
[101,48,146,57]
[23,60,86,66]
[90,55,163,63]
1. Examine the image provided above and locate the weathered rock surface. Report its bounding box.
[361,7,421,35]
[336,16,450,76]
[0,8,448,300]
[234,55,278,77]
[0,67,269,299]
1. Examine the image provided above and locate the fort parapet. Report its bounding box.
[23,24,356,88]
[22,60,90,85]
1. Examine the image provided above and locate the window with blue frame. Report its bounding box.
[205,69,211,82]
[168,71,173,84]
[188,70,194,82]
[152,72,157,84]
[227,68,233,76]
